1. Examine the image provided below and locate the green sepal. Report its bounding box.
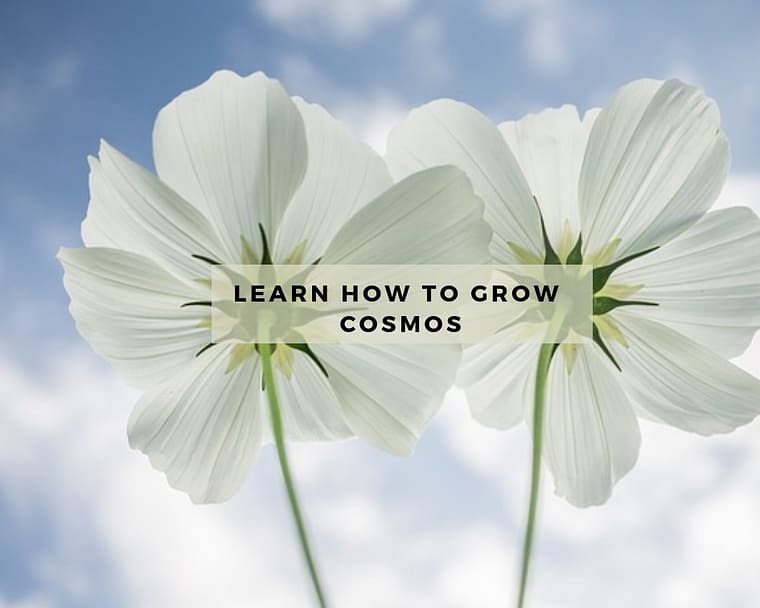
[191,254,222,266]
[592,323,621,372]
[195,342,217,357]
[593,246,658,293]
[181,300,212,308]
[287,340,330,379]
[566,233,583,265]
[258,223,274,266]
[534,197,561,265]
[593,296,657,316]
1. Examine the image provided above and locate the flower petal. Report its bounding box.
[128,345,263,504]
[458,339,540,430]
[543,346,640,507]
[580,79,728,261]
[385,99,542,262]
[611,311,760,434]
[152,70,307,259]
[313,344,460,455]
[613,207,760,357]
[263,350,352,443]
[321,165,491,264]
[499,105,599,249]
[82,140,231,279]
[273,98,393,263]
[58,246,208,389]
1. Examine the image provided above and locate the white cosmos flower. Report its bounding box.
[58,70,491,504]
[386,78,760,507]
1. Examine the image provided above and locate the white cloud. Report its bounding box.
[333,95,408,154]
[253,0,413,42]
[277,55,408,154]
[430,526,515,608]
[663,62,702,84]
[0,347,304,607]
[715,172,760,214]
[320,521,515,608]
[0,595,50,608]
[0,52,81,131]
[523,6,571,73]
[439,320,760,606]
[276,55,334,100]
[313,494,390,544]
[438,388,529,484]
[0,345,513,607]
[407,15,451,83]
[481,0,606,75]
[43,54,82,91]
[98,478,304,608]
[660,482,760,607]
[732,332,760,378]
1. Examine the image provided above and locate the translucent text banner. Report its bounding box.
[210,265,593,345]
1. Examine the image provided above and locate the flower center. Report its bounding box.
[184,224,329,380]
[508,200,659,373]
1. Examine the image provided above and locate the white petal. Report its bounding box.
[580,79,729,260]
[612,311,760,434]
[128,345,263,504]
[152,71,307,258]
[458,339,539,429]
[82,140,231,278]
[313,344,460,455]
[263,350,352,443]
[58,246,208,389]
[321,166,491,264]
[273,98,393,263]
[614,207,760,357]
[385,99,542,262]
[499,105,599,247]
[543,346,640,507]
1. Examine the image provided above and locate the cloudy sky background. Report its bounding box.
[2,1,760,606]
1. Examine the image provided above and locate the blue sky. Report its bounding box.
[2,1,760,607]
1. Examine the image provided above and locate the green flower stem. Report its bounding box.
[259,342,328,608]
[517,342,555,608]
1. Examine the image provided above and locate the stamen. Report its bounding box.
[283,240,307,265]
[594,314,628,348]
[508,241,544,265]
[240,235,259,265]
[595,283,643,300]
